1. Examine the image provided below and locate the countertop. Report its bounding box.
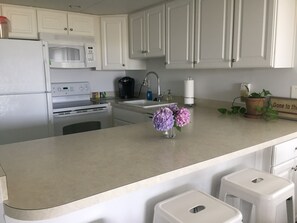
[0,106,297,220]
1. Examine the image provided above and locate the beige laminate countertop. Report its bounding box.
[0,106,297,220]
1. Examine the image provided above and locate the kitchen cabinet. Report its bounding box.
[194,0,233,68]
[270,138,297,222]
[1,5,38,39]
[37,9,95,36]
[232,0,296,68]
[129,4,165,58]
[167,0,296,69]
[165,0,195,69]
[99,15,146,70]
[112,107,149,126]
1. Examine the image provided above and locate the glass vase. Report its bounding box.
[163,127,176,139]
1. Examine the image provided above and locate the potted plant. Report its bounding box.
[218,89,278,120]
[245,89,271,118]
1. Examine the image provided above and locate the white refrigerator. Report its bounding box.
[0,39,53,145]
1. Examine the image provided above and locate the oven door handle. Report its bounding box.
[54,107,109,117]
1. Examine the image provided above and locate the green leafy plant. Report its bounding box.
[248,89,272,98]
[218,89,278,120]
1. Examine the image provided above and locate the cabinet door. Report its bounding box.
[129,11,146,58]
[68,13,95,36]
[145,4,165,57]
[166,0,195,69]
[232,0,274,68]
[195,0,233,68]
[101,16,126,70]
[2,5,37,39]
[37,9,68,34]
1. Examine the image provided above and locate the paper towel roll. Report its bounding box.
[184,78,194,105]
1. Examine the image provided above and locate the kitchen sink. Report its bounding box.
[119,99,176,109]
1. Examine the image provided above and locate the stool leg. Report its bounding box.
[255,203,276,223]
[286,196,295,223]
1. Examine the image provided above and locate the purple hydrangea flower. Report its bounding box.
[175,107,191,127]
[168,104,179,114]
[152,107,174,131]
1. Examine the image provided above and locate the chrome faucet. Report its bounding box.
[143,71,162,101]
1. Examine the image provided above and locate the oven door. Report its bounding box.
[53,106,112,136]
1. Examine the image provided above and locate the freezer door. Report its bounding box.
[0,94,52,145]
[0,39,47,94]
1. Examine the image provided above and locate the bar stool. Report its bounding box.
[219,168,295,223]
[153,190,242,223]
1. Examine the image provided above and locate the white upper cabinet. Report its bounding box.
[100,16,126,70]
[165,0,195,69]
[37,9,95,36]
[1,5,38,39]
[99,15,146,70]
[129,4,165,58]
[166,0,296,69]
[232,0,296,68]
[194,0,233,68]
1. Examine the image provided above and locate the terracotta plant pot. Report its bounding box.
[245,97,266,118]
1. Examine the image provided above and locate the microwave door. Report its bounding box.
[49,46,85,68]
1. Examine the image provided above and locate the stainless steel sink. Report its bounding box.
[119,99,176,109]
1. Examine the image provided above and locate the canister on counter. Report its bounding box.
[91,92,100,101]
[0,16,9,39]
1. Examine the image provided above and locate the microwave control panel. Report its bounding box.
[52,82,90,97]
[85,44,96,67]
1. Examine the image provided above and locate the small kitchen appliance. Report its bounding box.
[39,33,96,69]
[118,77,135,99]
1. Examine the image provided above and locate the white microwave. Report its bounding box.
[48,43,96,68]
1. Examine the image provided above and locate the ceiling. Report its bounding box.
[0,0,167,15]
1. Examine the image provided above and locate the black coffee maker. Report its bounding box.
[118,77,135,99]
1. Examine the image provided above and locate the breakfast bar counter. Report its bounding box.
[0,106,297,222]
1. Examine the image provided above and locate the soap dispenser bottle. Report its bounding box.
[166,89,173,102]
[146,80,153,100]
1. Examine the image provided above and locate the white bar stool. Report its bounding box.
[153,190,242,223]
[219,168,295,223]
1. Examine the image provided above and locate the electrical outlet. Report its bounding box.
[291,85,297,98]
[240,83,251,101]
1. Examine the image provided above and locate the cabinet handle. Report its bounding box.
[141,50,148,54]
[193,61,197,64]
[64,28,67,31]
[232,59,236,62]
[70,28,73,31]
[164,62,168,65]
[122,64,125,67]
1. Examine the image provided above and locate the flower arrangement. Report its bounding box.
[152,104,191,132]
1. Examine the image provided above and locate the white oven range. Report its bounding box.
[52,82,112,136]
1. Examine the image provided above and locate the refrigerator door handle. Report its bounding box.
[46,93,54,137]
[42,41,52,92]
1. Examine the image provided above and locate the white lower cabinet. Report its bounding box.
[112,107,148,126]
[270,138,297,222]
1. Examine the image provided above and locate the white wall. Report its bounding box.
[127,57,297,102]
[50,68,126,94]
